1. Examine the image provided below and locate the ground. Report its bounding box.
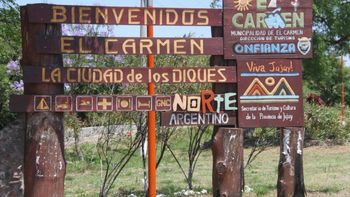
[64,142,350,197]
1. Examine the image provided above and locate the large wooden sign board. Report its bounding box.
[11,3,312,129]
[223,0,313,59]
[23,66,236,84]
[237,59,303,128]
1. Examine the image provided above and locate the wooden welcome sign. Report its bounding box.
[11,2,313,127]
[14,2,313,197]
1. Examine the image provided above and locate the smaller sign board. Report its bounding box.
[160,112,237,126]
[223,0,313,59]
[10,91,239,114]
[23,66,237,84]
[238,59,303,128]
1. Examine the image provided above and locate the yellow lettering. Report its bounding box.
[96,8,108,24]
[51,68,61,83]
[182,10,194,25]
[159,9,163,25]
[198,10,209,25]
[42,68,50,82]
[157,39,170,54]
[217,68,227,82]
[128,9,140,24]
[92,69,102,82]
[61,37,74,53]
[79,38,91,53]
[71,7,75,23]
[113,69,123,83]
[122,39,136,54]
[105,38,119,54]
[51,6,67,23]
[140,39,153,54]
[82,68,91,82]
[190,39,203,54]
[67,68,77,83]
[166,9,178,25]
[144,9,156,25]
[112,8,124,23]
[174,39,186,54]
[79,7,91,23]
[103,69,113,83]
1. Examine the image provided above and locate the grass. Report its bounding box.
[64,132,350,197]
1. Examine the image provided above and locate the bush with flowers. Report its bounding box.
[0,59,23,129]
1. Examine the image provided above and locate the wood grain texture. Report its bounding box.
[21,6,65,197]
[277,127,306,197]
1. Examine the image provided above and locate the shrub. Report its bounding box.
[0,60,23,129]
[304,103,350,143]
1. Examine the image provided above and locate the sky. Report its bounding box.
[16,0,217,37]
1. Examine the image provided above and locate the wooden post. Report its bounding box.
[21,6,65,197]
[277,127,306,197]
[212,128,243,197]
[211,26,243,197]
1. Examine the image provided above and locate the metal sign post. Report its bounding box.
[146,1,157,196]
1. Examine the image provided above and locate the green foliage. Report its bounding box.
[302,0,350,106]
[313,0,350,52]
[304,103,350,142]
[0,0,21,128]
[303,33,350,105]
[0,64,15,129]
[0,0,21,64]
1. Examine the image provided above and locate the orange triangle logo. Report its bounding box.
[36,98,49,110]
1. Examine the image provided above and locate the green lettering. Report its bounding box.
[232,13,244,28]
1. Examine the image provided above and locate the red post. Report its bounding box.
[147,2,157,197]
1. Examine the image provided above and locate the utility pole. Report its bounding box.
[341,54,345,123]
[145,0,157,196]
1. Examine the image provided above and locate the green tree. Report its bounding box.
[303,0,350,105]
[0,0,21,63]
